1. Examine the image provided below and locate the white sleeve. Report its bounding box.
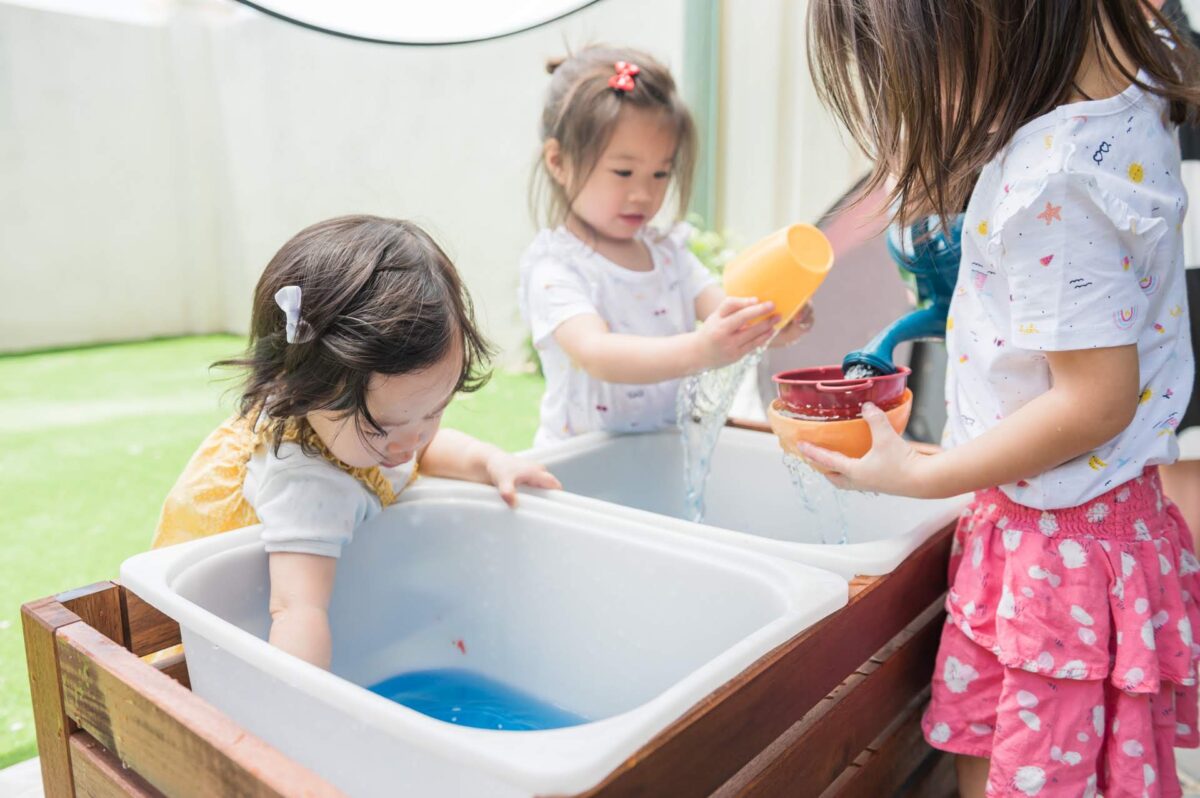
[996,170,1153,351]
[245,444,374,559]
[522,257,600,345]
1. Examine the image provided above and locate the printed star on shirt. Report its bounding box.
[1036,202,1063,225]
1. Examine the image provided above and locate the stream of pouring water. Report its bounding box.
[677,345,767,523]
[676,335,851,544]
[782,453,849,545]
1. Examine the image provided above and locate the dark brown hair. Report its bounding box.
[807,0,1200,224]
[218,215,492,452]
[531,44,697,227]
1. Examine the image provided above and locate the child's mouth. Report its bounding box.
[619,213,646,226]
[381,452,413,468]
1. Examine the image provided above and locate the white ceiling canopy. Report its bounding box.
[236,0,603,45]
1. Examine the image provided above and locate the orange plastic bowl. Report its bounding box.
[722,224,833,329]
[767,390,913,462]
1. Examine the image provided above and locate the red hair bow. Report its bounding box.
[608,61,640,93]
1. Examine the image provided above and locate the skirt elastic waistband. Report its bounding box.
[972,467,1165,539]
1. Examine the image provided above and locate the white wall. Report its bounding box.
[0,0,689,361]
[0,2,220,350]
[715,0,870,244]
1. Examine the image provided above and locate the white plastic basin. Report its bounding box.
[520,428,967,578]
[120,483,847,797]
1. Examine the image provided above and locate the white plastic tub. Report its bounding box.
[120,483,847,797]
[522,428,968,578]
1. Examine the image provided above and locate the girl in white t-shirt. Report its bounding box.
[519,46,813,446]
[805,2,1200,795]
[153,216,560,669]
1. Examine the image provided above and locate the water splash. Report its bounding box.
[677,346,767,522]
[775,405,837,422]
[782,454,849,545]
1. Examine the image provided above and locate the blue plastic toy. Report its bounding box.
[842,215,964,377]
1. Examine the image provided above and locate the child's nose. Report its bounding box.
[388,430,422,452]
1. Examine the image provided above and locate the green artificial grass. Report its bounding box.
[0,335,544,768]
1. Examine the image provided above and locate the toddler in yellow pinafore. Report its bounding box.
[153,216,560,670]
[153,413,412,551]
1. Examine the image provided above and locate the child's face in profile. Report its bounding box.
[307,343,462,469]
[564,106,677,242]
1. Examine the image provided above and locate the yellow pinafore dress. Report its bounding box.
[152,413,417,549]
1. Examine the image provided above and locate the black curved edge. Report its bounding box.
[233,0,607,46]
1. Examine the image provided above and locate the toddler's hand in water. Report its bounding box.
[769,303,815,349]
[485,452,562,507]
[697,296,779,370]
[797,402,933,497]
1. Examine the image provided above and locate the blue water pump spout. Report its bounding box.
[842,215,964,377]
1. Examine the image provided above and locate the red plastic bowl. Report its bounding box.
[772,365,911,420]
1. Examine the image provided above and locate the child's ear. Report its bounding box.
[543,139,569,186]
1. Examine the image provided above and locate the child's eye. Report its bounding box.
[653,171,670,179]
[612,170,633,178]
[366,428,388,439]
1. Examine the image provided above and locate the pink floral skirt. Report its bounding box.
[922,469,1200,796]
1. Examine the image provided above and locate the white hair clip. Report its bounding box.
[274,285,304,344]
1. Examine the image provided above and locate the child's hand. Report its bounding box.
[797,403,933,497]
[697,296,779,369]
[769,303,815,349]
[485,452,562,507]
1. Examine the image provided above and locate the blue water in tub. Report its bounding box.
[368,668,589,731]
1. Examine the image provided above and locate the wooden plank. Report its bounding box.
[58,582,126,648]
[583,523,953,797]
[847,575,876,599]
[846,691,932,794]
[56,622,345,798]
[120,587,182,656]
[147,647,191,689]
[717,598,945,796]
[69,731,161,798]
[726,418,772,434]
[21,598,81,798]
[822,689,934,797]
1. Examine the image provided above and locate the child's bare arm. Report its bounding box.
[554,296,777,384]
[694,284,725,321]
[419,429,561,506]
[267,551,337,669]
[802,344,1140,498]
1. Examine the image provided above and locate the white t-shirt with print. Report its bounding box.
[243,443,416,558]
[519,223,718,447]
[1186,161,1200,268]
[946,76,1192,510]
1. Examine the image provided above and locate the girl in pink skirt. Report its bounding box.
[803,0,1200,795]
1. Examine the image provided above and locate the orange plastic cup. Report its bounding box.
[767,391,913,466]
[722,224,834,329]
